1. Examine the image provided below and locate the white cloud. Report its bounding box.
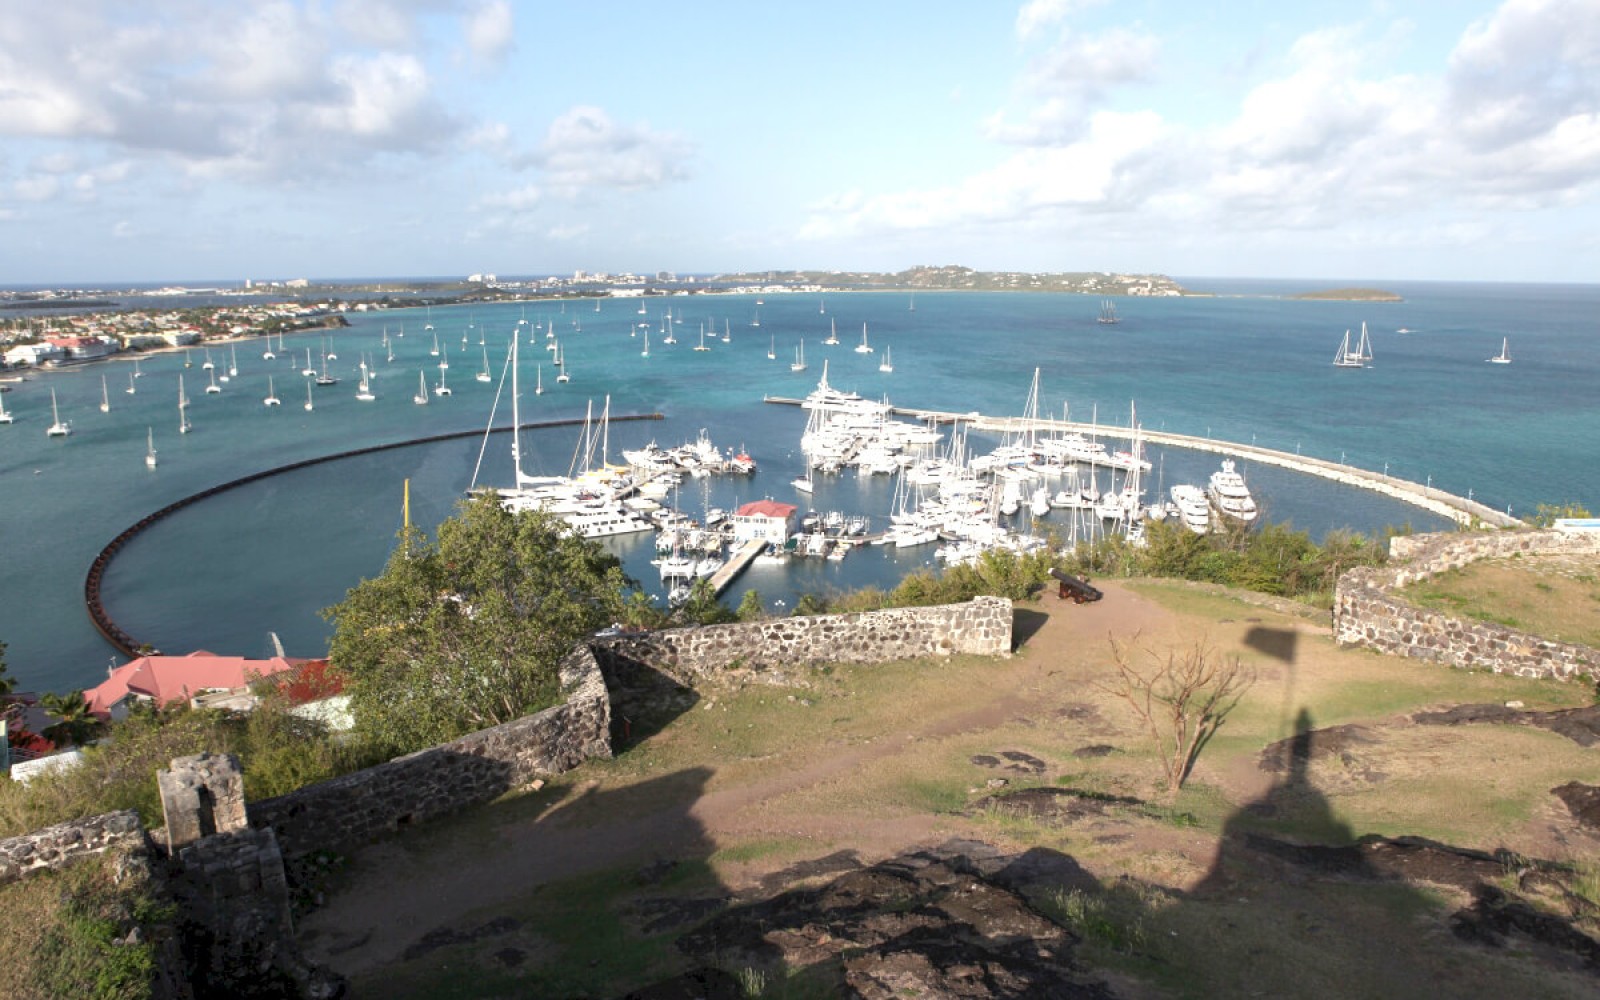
[523,106,692,197]
[988,27,1159,145]
[1015,0,1103,41]
[479,184,542,212]
[13,175,60,202]
[464,1,514,64]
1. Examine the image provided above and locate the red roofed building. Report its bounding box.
[731,499,798,545]
[84,651,318,721]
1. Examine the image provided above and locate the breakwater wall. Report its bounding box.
[762,398,1519,529]
[595,596,1014,687]
[82,413,663,657]
[248,647,611,860]
[1333,529,1600,682]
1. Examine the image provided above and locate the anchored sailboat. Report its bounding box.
[47,388,71,437]
[413,370,429,405]
[879,345,894,373]
[791,340,807,372]
[264,375,281,406]
[855,322,874,354]
[1487,337,1512,365]
[1333,322,1373,368]
[145,427,157,469]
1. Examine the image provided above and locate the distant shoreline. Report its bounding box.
[1288,288,1404,302]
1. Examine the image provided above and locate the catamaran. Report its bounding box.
[433,366,451,397]
[1098,299,1120,324]
[855,322,874,354]
[264,375,281,406]
[1333,322,1373,368]
[1487,337,1512,365]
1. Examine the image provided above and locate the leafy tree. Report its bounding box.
[1527,502,1593,528]
[674,579,738,626]
[324,493,636,757]
[735,589,767,622]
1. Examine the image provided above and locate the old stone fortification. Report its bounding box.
[597,596,1014,687]
[0,809,146,886]
[250,645,612,860]
[1334,529,1600,682]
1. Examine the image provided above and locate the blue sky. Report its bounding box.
[2,0,1597,284]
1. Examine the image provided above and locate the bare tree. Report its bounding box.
[1097,633,1253,795]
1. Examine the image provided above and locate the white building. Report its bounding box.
[731,500,798,545]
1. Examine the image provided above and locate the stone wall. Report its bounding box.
[0,809,146,886]
[595,596,1014,688]
[249,646,612,860]
[1334,529,1600,682]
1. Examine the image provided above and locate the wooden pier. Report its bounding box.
[708,539,767,596]
[763,396,1519,529]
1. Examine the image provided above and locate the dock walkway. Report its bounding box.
[708,539,767,596]
[762,396,1518,529]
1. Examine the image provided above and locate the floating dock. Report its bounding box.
[707,539,767,596]
[763,397,1519,529]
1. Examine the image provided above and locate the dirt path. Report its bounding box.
[299,584,1168,975]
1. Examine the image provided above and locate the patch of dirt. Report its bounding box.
[1414,704,1600,747]
[640,842,1115,1000]
[1072,744,1118,759]
[1551,783,1600,832]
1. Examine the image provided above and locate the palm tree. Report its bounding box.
[40,691,100,747]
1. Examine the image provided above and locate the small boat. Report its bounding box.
[228,345,238,377]
[878,346,893,373]
[145,427,157,469]
[264,375,281,406]
[202,348,215,371]
[1487,337,1512,365]
[855,322,874,354]
[791,340,807,372]
[1333,322,1373,368]
[205,368,222,394]
[304,381,314,412]
[126,372,137,395]
[263,337,276,360]
[184,350,193,369]
[133,358,143,378]
[302,348,317,377]
[413,370,429,405]
[49,388,76,435]
[767,334,776,360]
[99,375,111,413]
[1098,299,1120,324]
[477,346,492,382]
[433,366,451,397]
[824,318,839,346]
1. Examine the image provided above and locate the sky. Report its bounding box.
[1,0,1598,285]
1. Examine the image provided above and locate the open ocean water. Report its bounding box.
[2,278,1596,692]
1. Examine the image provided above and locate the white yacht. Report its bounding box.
[1207,459,1258,521]
[1170,484,1210,534]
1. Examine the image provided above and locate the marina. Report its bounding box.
[1,280,1595,691]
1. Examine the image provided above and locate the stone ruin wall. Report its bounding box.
[596,596,1014,687]
[0,809,146,887]
[1334,529,1600,682]
[249,645,612,860]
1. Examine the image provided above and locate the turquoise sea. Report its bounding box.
[2,278,1597,692]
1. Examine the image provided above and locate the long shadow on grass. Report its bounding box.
[1013,607,1050,651]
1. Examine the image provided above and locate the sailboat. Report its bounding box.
[302,348,317,377]
[855,322,874,354]
[722,319,732,343]
[879,346,894,373]
[184,350,193,369]
[1487,337,1512,365]
[99,375,111,413]
[46,388,71,436]
[430,332,440,357]
[205,367,222,394]
[262,336,276,361]
[227,345,239,377]
[693,324,712,352]
[535,363,544,395]
[304,380,314,412]
[767,334,776,360]
[909,293,916,312]
[1333,322,1373,368]
[641,329,650,358]
[791,340,807,372]
[413,370,429,405]
[477,345,492,382]
[202,348,215,371]
[433,365,451,396]
[0,389,12,424]
[1098,299,1120,324]
[264,375,281,406]
[145,427,157,469]
[133,357,143,378]
[824,318,839,345]
[357,365,376,401]
[178,378,193,433]
[556,345,571,383]
[126,371,137,395]
[315,347,339,385]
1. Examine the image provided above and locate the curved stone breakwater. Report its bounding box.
[763,398,1520,529]
[83,413,664,658]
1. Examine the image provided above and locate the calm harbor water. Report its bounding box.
[3,279,1596,692]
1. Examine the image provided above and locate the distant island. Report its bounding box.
[1289,288,1403,302]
